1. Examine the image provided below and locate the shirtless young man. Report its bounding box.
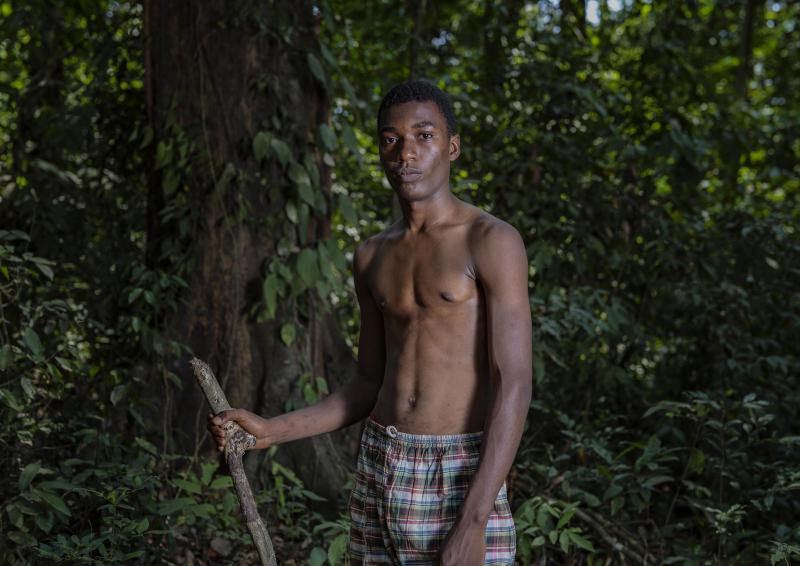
[209,81,532,565]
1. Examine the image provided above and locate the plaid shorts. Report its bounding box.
[348,417,516,565]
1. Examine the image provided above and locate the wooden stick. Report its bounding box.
[189,357,277,566]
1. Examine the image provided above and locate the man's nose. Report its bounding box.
[399,138,416,162]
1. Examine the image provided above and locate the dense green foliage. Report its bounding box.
[1,0,798,564]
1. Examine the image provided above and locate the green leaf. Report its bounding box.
[318,124,337,151]
[128,287,143,304]
[302,488,326,501]
[0,388,23,411]
[35,510,55,533]
[7,530,36,547]
[22,327,44,360]
[643,475,673,489]
[200,461,218,486]
[38,480,80,492]
[285,201,298,224]
[37,489,70,517]
[341,123,359,155]
[289,162,311,187]
[296,248,319,287]
[303,382,317,405]
[309,546,327,566]
[556,504,577,529]
[339,194,357,225]
[280,323,296,346]
[328,533,348,565]
[162,169,180,195]
[0,344,11,370]
[32,257,54,280]
[20,376,35,399]
[253,131,271,162]
[110,384,128,406]
[157,497,197,515]
[216,162,236,193]
[611,496,624,515]
[210,476,233,489]
[19,463,41,491]
[135,437,158,456]
[559,529,570,553]
[304,153,320,188]
[155,140,171,169]
[263,274,278,318]
[533,355,545,384]
[271,138,292,168]
[687,448,705,474]
[307,53,326,85]
[174,478,201,495]
[567,529,595,552]
[298,203,310,245]
[298,181,315,206]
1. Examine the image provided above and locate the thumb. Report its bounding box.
[215,408,244,425]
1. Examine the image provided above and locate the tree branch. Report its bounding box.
[189,357,277,566]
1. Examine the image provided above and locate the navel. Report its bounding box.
[408,396,417,408]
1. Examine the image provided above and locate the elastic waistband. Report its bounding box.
[365,416,482,447]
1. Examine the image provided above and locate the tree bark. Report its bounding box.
[560,0,586,40]
[143,0,354,504]
[406,0,428,80]
[736,0,763,100]
[481,0,525,95]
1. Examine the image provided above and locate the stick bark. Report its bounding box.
[189,357,277,566]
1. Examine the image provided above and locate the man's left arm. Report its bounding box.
[441,221,532,565]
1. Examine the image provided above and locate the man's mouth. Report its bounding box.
[394,168,422,181]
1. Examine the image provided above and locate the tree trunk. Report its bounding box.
[406,0,428,80]
[560,0,586,39]
[143,0,354,507]
[736,0,763,100]
[481,0,525,95]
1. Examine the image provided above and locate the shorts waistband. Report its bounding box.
[366,416,482,447]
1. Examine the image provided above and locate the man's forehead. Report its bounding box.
[379,100,446,131]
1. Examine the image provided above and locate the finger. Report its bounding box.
[213,408,242,425]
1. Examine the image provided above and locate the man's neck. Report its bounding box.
[399,189,460,234]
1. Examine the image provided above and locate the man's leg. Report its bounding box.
[378,423,516,565]
[349,420,397,564]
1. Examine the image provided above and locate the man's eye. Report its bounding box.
[420,132,433,140]
[383,137,396,145]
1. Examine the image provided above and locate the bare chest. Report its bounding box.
[368,239,480,319]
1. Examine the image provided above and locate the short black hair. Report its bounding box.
[377,80,457,136]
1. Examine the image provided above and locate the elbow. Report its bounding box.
[517,376,533,408]
[493,367,532,408]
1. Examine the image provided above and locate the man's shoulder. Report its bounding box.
[354,221,402,270]
[464,206,524,252]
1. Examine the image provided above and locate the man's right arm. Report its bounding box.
[209,240,386,451]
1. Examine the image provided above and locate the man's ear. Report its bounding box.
[449,133,461,161]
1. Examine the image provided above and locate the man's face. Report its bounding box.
[378,101,460,202]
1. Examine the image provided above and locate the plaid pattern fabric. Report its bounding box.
[348,417,516,565]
